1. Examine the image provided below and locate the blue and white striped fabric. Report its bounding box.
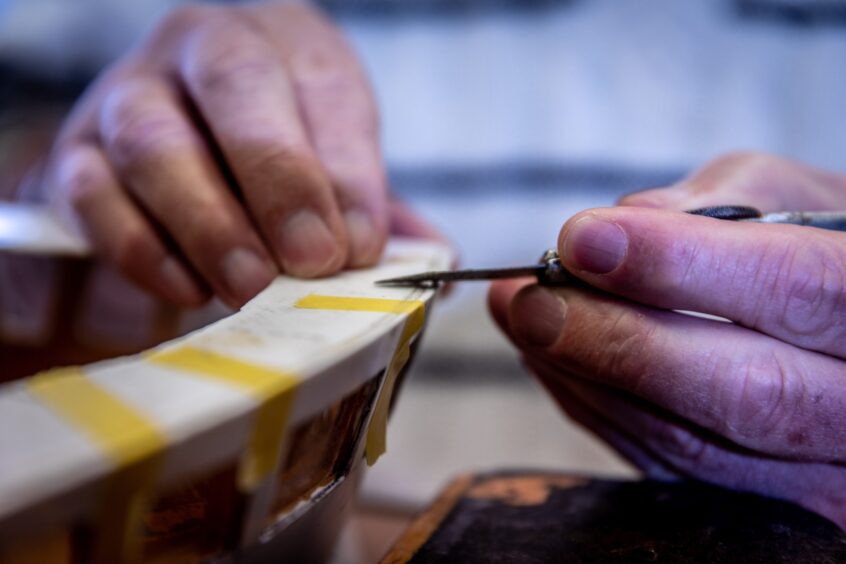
[2,0,846,351]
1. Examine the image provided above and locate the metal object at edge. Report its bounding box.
[376,206,846,289]
[376,248,573,288]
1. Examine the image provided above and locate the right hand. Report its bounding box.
[37,2,420,309]
[489,152,846,528]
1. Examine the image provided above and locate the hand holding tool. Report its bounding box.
[376,206,846,288]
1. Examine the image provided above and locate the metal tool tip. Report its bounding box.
[375,274,440,288]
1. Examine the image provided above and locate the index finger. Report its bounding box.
[177,16,348,278]
[246,2,390,267]
[497,281,846,463]
[287,28,388,267]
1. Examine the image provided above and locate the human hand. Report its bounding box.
[37,2,415,308]
[489,152,846,528]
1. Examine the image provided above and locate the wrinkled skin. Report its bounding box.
[489,152,846,529]
[37,2,441,309]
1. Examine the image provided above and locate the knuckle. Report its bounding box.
[293,47,356,80]
[184,21,276,94]
[663,238,708,293]
[591,307,658,391]
[103,92,193,165]
[316,98,377,142]
[728,354,804,444]
[295,57,374,115]
[109,114,187,165]
[637,234,712,304]
[764,238,846,342]
[190,52,278,93]
[56,150,104,209]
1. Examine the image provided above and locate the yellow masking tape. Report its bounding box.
[295,294,425,343]
[364,340,411,465]
[294,294,426,464]
[148,347,298,491]
[27,368,166,466]
[27,368,166,564]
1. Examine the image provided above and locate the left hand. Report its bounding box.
[31,2,448,310]
[489,153,846,529]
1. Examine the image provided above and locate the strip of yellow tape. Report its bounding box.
[364,340,412,465]
[294,294,426,465]
[27,368,166,467]
[148,347,298,491]
[295,294,425,343]
[27,368,166,564]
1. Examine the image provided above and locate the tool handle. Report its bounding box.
[747,211,846,232]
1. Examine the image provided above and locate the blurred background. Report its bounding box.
[3,0,846,560]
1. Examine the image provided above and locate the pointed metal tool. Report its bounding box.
[375,206,846,289]
[376,249,574,288]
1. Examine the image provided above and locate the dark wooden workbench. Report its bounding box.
[383,471,846,563]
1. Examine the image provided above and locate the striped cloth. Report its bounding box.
[2,0,846,352]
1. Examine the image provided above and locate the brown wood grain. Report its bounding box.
[380,474,474,564]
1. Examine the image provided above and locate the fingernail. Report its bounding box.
[510,285,567,348]
[563,216,628,274]
[159,256,200,303]
[276,210,343,277]
[345,209,380,267]
[221,248,275,305]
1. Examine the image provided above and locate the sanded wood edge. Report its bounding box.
[379,473,476,564]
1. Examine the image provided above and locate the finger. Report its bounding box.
[98,78,276,308]
[542,371,846,530]
[488,278,536,341]
[49,142,208,306]
[288,35,388,267]
[619,152,846,212]
[528,360,679,480]
[178,17,347,277]
[506,284,846,462]
[557,206,846,357]
[241,1,389,265]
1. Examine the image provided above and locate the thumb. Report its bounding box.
[557,205,846,358]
